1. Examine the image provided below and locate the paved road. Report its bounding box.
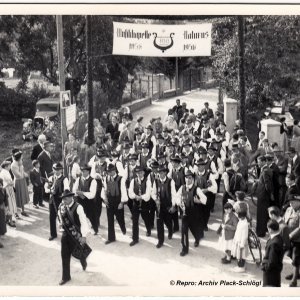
[0,89,295,295]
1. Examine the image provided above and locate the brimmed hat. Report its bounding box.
[235,191,245,200]
[61,189,75,199]
[157,134,164,140]
[111,150,120,157]
[53,162,63,170]
[195,158,206,166]
[170,155,181,163]
[145,124,153,131]
[158,166,168,173]
[184,169,194,177]
[141,142,149,149]
[137,116,143,122]
[135,128,143,135]
[287,147,296,154]
[150,161,160,169]
[107,164,117,172]
[80,163,91,171]
[128,153,138,161]
[183,140,192,147]
[198,147,207,154]
[157,152,166,159]
[135,166,145,173]
[123,143,131,150]
[96,149,107,158]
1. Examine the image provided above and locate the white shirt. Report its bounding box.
[128,177,151,202]
[58,200,90,237]
[0,169,13,188]
[73,175,97,200]
[151,177,178,206]
[177,182,207,205]
[71,162,81,180]
[194,170,218,194]
[44,175,70,193]
[101,174,129,203]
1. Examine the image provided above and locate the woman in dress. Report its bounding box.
[279,117,289,153]
[0,161,17,227]
[164,115,178,131]
[0,178,8,248]
[291,120,300,152]
[10,150,30,217]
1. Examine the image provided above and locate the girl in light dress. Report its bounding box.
[0,161,17,227]
[231,210,249,272]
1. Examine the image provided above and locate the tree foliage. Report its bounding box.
[212,16,300,112]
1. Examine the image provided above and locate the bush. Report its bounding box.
[29,81,51,102]
[0,82,35,120]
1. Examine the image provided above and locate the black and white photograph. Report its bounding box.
[0,1,300,296]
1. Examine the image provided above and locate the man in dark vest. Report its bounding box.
[222,159,237,207]
[128,166,152,246]
[139,142,152,176]
[58,190,90,285]
[177,169,207,256]
[101,164,128,244]
[147,160,160,229]
[45,162,69,241]
[73,164,98,234]
[168,154,185,231]
[194,158,218,231]
[151,166,177,249]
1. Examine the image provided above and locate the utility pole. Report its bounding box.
[175,57,178,95]
[86,15,95,146]
[56,15,67,172]
[238,16,246,132]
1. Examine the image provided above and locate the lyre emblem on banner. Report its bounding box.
[152,32,175,53]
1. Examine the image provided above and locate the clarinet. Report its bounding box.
[138,184,142,211]
[180,186,187,217]
[156,185,161,220]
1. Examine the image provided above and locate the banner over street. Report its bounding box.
[113,22,212,57]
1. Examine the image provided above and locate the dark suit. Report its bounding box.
[38,151,53,179]
[270,163,280,208]
[256,165,273,236]
[262,234,284,287]
[31,143,43,161]
[281,184,299,214]
[29,168,44,206]
[201,107,214,119]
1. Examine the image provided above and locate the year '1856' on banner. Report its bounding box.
[112,22,212,57]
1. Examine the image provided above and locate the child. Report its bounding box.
[233,191,251,223]
[0,178,8,248]
[231,210,249,272]
[29,160,44,209]
[218,202,239,264]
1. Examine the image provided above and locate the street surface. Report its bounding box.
[0,89,295,292]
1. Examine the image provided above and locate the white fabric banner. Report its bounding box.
[113,22,212,57]
[65,104,76,131]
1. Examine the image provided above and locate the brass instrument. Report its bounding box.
[138,184,142,211]
[156,185,161,219]
[180,186,187,217]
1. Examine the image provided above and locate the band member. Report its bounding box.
[133,129,144,153]
[88,148,108,179]
[142,124,156,153]
[147,161,160,229]
[119,143,132,168]
[139,142,152,175]
[152,134,166,160]
[128,166,152,246]
[101,164,128,244]
[58,190,90,285]
[124,153,138,213]
[45,163,69,241]
[73,164,98,235]
[177,169,207,256]
[194,158,218,230]
[207,145,224,190]
[151,166,178,248]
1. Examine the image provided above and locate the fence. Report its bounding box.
[122,67,213,105]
